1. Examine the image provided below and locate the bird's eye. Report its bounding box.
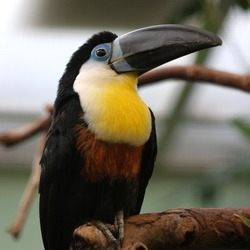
[91,43,111,62]
[95,48,107,58]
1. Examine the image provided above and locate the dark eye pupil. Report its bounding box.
[96,48,107,57]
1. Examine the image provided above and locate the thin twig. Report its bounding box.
[6,131,47,238]
[2,105,51,238]
[0,104,52,147]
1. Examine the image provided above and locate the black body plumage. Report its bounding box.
[39,31,157,250]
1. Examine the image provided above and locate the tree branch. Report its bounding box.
[71,208,250,250]
[138,65,250,92]
[1,105,51,238]
[0,104,52,147]
[6,132,47,238]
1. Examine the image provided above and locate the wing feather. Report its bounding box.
[136,108,157,213]
[39,95,83,250]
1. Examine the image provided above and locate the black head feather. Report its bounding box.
[64,31,117,79]
[54,31,117,113]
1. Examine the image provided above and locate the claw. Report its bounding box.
[90,211,125,248]
[91,221,117,246]
[114,210,124,247]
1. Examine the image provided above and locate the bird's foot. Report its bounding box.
[90,221,118,247]
[114,210,124,247]
[90,211,124,248]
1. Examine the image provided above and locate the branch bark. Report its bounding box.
[72,208,250,250]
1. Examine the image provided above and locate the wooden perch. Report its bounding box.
[1,65,250,240]
[71,208,250,250]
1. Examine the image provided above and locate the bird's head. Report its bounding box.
[55,25,221,145]
[57,24,222,102]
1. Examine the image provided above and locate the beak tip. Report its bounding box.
[196,28,222,48]
[211,35,223,47]
[193,32,222,51]
[204,28,223,47]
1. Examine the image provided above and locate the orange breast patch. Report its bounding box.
[74,125,144,182]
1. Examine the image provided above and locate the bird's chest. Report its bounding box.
[74,125,144,182]
[74,74,151,146]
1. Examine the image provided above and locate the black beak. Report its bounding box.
[110,24,222,74]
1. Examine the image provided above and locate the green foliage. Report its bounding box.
[232,119,250,141]
[234,0,250,10]
[167,0,249,24]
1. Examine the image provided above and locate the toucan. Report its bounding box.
[39,24,221,250]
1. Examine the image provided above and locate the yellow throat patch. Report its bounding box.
[73,63,151,146]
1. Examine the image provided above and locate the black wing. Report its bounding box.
[39,95,83,250]
[135,108,157,213]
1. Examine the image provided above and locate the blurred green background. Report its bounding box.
[1,0,250,249]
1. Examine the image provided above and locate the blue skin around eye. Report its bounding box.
[91,43,112,63]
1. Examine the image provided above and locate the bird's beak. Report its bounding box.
[110,24,222,74]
